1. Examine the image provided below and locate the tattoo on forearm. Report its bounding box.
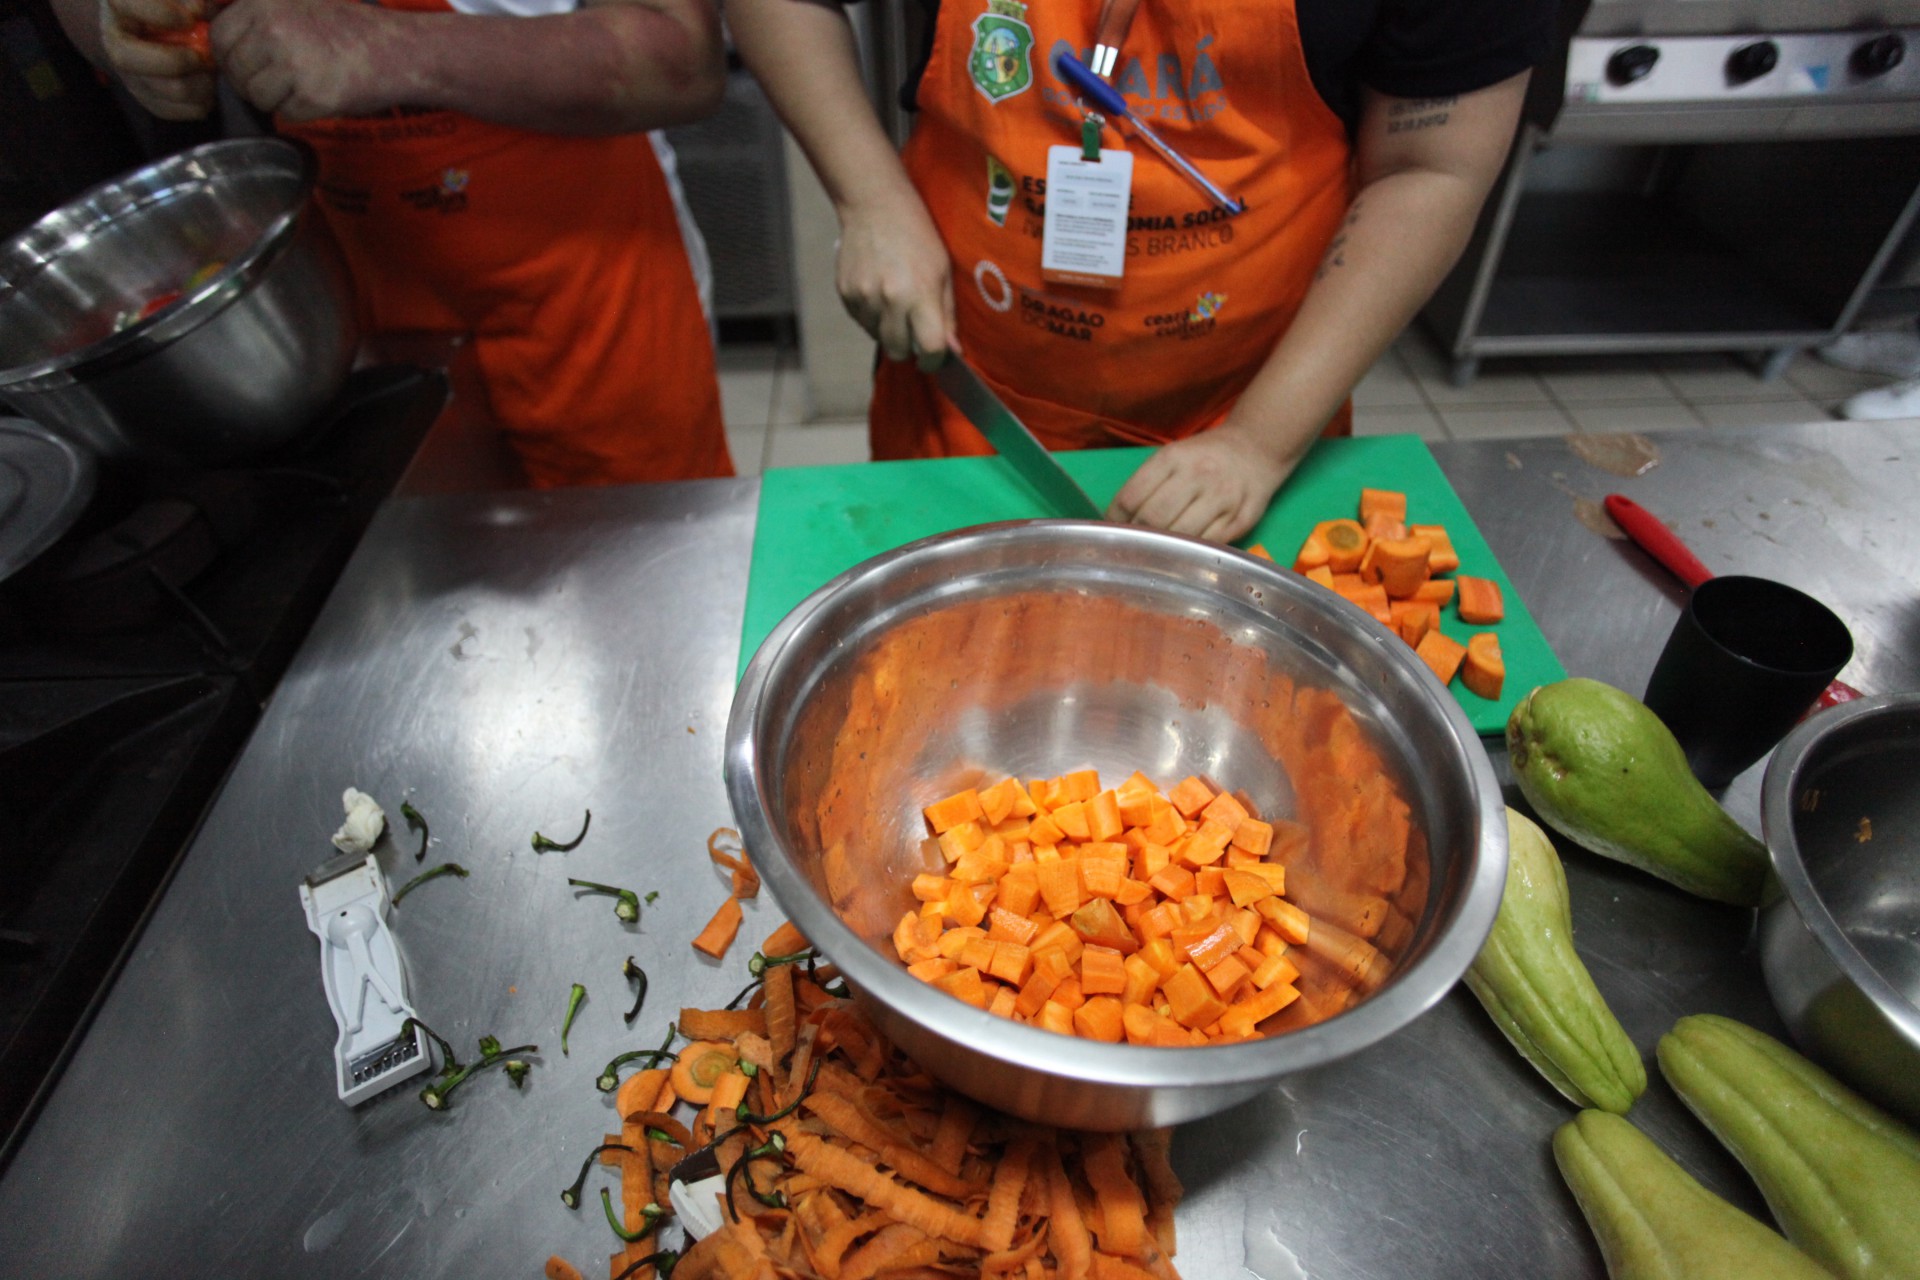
[1315,199,1364,282]
[1385,95,1457,134]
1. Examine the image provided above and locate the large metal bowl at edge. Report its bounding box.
[726,520,1507,1130]
[0,138,358,465]
[1761,692,1920,1125]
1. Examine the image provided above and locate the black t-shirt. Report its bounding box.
[898,0,1565,131]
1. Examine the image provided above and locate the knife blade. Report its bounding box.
[934,359,1103,519]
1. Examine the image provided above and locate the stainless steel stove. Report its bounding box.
[1426,0,1920,381]
[0,365,448,1162]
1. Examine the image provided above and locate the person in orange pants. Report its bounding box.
[56,0,732,489]
[731,0,1555,541]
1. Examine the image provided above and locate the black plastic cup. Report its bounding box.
[1643,575,1854,789]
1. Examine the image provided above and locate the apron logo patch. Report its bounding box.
[968,0,1034,103]
[985,156,1015,226]
[1145,291,1228,339]
[1019,289,1104,341]
[974,259,1014,312]
[399,167,470,215]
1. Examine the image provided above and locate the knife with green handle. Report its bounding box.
[934,358,1104,519]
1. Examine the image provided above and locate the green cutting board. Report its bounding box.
[740,435,1564,735]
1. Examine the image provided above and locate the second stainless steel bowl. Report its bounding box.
[726,520,1507,1130]
[0,138,358,465]
[1760,692,1920,1124]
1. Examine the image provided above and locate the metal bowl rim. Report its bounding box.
[726,518,1507,1092]
[1761,691,1920,1044]
[0,138,317,391]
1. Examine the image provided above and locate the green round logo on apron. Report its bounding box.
[969,0,1035,102]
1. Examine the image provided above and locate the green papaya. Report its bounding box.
[1553,1109,1835,1280]
[1506,678,1770,906]
[1658,1014,1920,1280]
[1463,808,1646,1113]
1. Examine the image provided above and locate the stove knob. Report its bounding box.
[1853,33,1906,78]
[1726,39,1779,85]
[1607,43,1661,87]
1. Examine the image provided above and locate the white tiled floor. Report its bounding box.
[718,325,1891,476]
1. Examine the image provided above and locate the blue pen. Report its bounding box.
[1054,51,1247,215]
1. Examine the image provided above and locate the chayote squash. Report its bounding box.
[1553,1109,1835,1280]
[1506,679,1770,907]
[1658,1014,1920,1280]
[1463,808,1646,1113]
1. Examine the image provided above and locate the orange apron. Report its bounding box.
[282,0,730,488]
[872,0,1353,458]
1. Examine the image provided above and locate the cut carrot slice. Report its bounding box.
[1316,519,1368,573]
[1415,629,1469,685]
[1359,488,1407,524]
[1456,575,1505,624]
[1410,524,1460,574]
[691,894,744,958]
[1462,631,1505,700]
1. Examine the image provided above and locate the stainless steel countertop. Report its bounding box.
[1,421,1913,1277]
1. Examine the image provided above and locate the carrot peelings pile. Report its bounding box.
[556,923,1187,1280]
[895,769,1390,1045]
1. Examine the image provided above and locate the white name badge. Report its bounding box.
[1040,145,1133,289]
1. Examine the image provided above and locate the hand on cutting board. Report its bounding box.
[835,190,958,372]
[212,0,394,121]
[1109,424,1294,544]
[99,0,217,119]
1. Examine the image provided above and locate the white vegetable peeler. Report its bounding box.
[300,851,432,1105]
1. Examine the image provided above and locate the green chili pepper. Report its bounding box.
[724,1131,789,1220]
[401,1018,461,1073]
[601,1189,663,1243]
[622,957,649,1024]
[418,1041,538,1110]
[560,1142,636,1209]
[596,1024,677,1093]
[747,949,815,979]
[391,862,468,906]
[569,878,640,923]
[400,801,429,862]
[737,1056,821,1126]
[532,809,592,853]
[561,983,587,1056]
[612,1250,678,1280]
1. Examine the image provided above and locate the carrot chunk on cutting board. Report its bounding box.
[1415,630,1469,685]
[1462,632,1505,699]
[1456,575,1505,624]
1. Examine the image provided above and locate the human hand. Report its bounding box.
[99,0,217,120]
[834,191,956,371]
[1107,423,1295,544]
[212,0,395,121]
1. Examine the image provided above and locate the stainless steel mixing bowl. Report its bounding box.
[1760,692,1920,1124]
[726,520,1507,1130]
[0,138,358,465]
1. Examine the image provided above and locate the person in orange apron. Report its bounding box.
[731,0,1552,540]
[56,0,731,489]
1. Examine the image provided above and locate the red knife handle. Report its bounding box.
[1603,494,1714,589]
